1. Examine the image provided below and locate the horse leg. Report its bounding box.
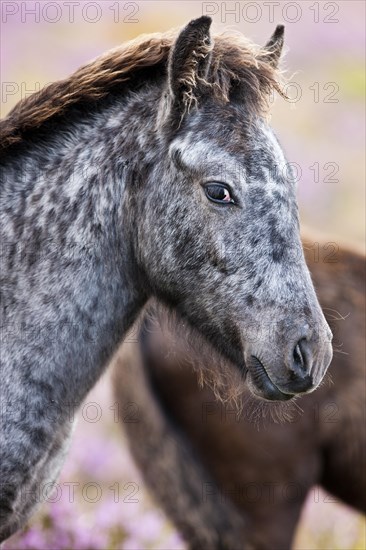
[320,427,366,513]
[112,341,249,550]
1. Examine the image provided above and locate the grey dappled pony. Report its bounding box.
[0,17,332,540]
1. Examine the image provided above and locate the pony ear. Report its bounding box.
[259,24,285,68]
[167,16,213,115]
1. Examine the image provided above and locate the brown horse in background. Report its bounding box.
[113,235,365,549]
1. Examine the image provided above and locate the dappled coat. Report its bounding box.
[113,237,366,550]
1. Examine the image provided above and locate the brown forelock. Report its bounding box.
[0,29,284,153]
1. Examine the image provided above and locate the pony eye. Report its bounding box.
[204,183,234,205]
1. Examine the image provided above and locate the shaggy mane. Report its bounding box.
[0,28,284,153]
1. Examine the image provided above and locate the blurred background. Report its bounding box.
[1,1,365,548]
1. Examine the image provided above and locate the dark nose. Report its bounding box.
[284,338,313,393]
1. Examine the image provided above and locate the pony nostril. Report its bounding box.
[293,339,307,372]
[285,338,313,392]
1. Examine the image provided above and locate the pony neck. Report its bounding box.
[1,94,154,411]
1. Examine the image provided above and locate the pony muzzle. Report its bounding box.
[245,328,333,402]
